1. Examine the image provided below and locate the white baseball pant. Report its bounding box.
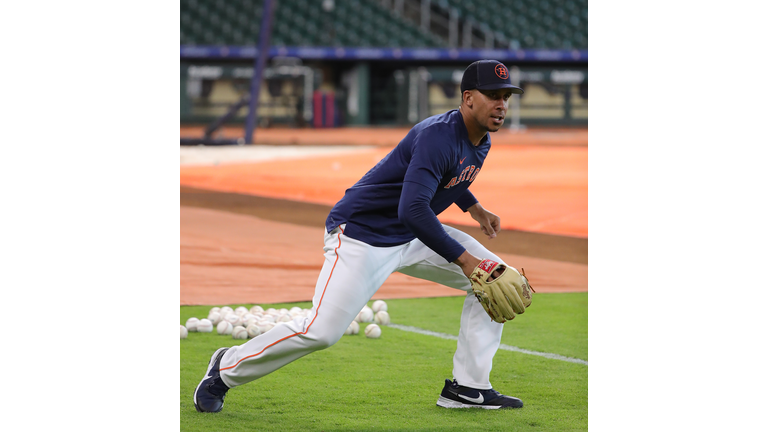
[219,224,506,390]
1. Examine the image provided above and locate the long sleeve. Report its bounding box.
[454,189,478,212]
[398,181,466,263]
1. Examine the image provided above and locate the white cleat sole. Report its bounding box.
[436,396,500,409]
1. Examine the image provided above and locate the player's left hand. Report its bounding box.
[468,203,501,239]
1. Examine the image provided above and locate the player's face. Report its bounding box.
[473,89,513,132]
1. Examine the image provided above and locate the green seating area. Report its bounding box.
[438,0,587,49]
[180,0,443,48]
[180,0,587,49]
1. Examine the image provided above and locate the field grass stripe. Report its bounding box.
[387,323,588,366]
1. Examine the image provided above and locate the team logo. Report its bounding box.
[495,64,509,79]
[443,165,479,189]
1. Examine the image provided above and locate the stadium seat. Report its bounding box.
[178,0,587,49]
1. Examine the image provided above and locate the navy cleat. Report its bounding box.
[436,379,523,409]
[193,348,230,413]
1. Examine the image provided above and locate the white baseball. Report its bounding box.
[345,320,360,335]
[208,311,222,325]
[246,323,262,338]
[266,308,278,315]
[372,300,388,313]
[277,313,293,323]
[220,306,234,315]
[197,319,213,333]
[226,314,242,327]
[209,306,221,315]
[180,325,188,339]
[217,320,233,335]
[261,314,276,323]
[185,317,200,331]
[357,306,374,323]
[250,305,264,314]
[232,325,248,339]
[365,323,381,339]
[257,321,275,334]
[374,311,390,326]
[235,306,249,316]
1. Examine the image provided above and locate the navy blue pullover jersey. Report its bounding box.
[325,109,490,263]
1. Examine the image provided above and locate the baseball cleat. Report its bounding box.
[436,379,523,409]
[193,347,230,413]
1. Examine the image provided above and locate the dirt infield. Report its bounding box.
[180,145,587,238]
[179,126,587,306]
[181,205,587,305]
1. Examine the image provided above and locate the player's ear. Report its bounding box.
[462,90,473,108]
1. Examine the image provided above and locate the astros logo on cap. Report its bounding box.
[495,64,509,79]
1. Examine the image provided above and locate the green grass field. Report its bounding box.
[180,293,587,431]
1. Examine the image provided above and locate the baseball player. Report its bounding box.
[194,60,528,412]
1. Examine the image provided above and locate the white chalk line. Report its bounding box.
[387,323,588,366]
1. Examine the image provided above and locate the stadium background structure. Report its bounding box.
[180,0,588,136]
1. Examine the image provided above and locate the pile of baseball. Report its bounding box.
[180,300,390,340]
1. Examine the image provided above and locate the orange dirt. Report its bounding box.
[181,207,587,305]
[180,126,587,306]
[180,145,587,238]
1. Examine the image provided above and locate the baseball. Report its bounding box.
[250,305,264,314]
[232,325,248,339]
[266,308,278,315]
[277,313,293,323]
[220,306,234,315]
[365,323,382,339]
[209,306,221,315]
[180,325,188,339]
[344,320,360,335]
[257,321,275,334]
[225,313,242,327]
[357,306,374,323]
[246,323,262,338]
[197,319,213,333]
[217,320,234,335]
[235,306,249,316]
[372,300,388,313]
[208,311,222,325]
[185,317,200,331]
[374,311,390,326]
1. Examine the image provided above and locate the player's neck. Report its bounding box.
[459,106,488,146]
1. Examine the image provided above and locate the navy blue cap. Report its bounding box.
[460,60,524,94]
